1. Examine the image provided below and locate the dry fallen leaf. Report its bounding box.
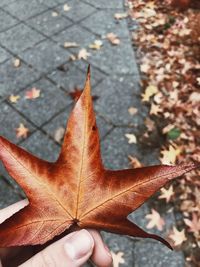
[13,58,21,68]
[146,209,165,231]
[159,185,174,203]
[64,42,79,48]
[114,13,128,20]
[111,251,125,267]
[52,11,59,17]
[168,226,187,246]
[128,107,138,115]
[142,85,158,102]
[0,68,198,249]
[63,4,71,11]
[16,123,29,139]
[9,94,20,104]
[89,40,103,50]
[125,133,137,144]
[160,144,182,164]
[25,88,40,100]
[78,48,90,60]
[184,213,200,236]
[128,155,142,168]
[54,127,65,144]
[107,33,120,45]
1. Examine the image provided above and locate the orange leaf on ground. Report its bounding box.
[16,123,29,139]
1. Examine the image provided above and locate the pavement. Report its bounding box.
[0,0,185,266]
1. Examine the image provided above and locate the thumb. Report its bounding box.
[20,230,94,267]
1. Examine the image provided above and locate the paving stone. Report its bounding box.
[0,46,10,64]
[94,77,147,126]
[134,241,185,267]
[48,62,104,92]
[0,23,44,54]
[56,0,96,22]
[0,178,21,209]
[0,59,40,98]
[83,0,124,9]
[3,0,48,21]
[36,0,63,8]
[20,130,60,162]
[88,40,139,75]
[14,78,71,127]
[101,127,139,169]
[0,103,35,143]
[52,24,95,53]
[27,9,72,37]
[0,9,19,32]
[81,10,129,38]
[101,231,135,266]
[20,39,71,74]
[42,105,113,142]
[0,0,16,8]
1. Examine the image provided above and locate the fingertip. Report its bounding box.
[89,230,113,267]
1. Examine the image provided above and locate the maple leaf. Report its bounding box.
[89,40,103,50]
[168,227,187,246]
[128,155,143,168]
[142,85,158,102]
[145,209,165,231]
[184,213,200,236]
[78,48,90,60]
[25,88,40,100]
[125,133,137,144]
[159,185,174,203]
[0,68,199,249]
[9,94,20,104]
[63,42,79,48]
[160,144,182,164]
[114,13,128,20]
[16,123,29,139]
[63,4,71,11]
[106,33,120,45]
[111,251,125,267]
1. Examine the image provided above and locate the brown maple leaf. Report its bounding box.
[168,226,187,246]
[0,67,199,249]
[16,123,29,139]
[25,88,40,100]
[145,209,165,231]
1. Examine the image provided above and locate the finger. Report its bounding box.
[0,199,29,224]
[0,260,2,267]
[19,229,94,267]
[89,230,113,267]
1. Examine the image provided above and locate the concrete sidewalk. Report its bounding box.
[0,0,184,266]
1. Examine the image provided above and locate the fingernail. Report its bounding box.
[64,230,94,260]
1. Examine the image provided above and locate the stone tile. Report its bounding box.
[48,62,104,92]
[101,127,139,169]
[52,24,95,53]
[20,39,71,74]
[42,106,113,142]
[81,10,129,38]
[101,231,135,266]
[14,78,71,126]
[94,77,147,126]
[27,9,72,37]
[56,0,96,22]
[0,23,44,54]
[0,59,40,98]
[0,9,19,32]
[0,178,21,209]
[0,0,16,8]
[134,241,185,267]
[3,0,48,21]
[89,40,139,75]
[20,130,60,162]
[83,0,124,9]
[0,46,10,64]
[0,103,35,143]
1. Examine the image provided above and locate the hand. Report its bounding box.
[0,200,113,267]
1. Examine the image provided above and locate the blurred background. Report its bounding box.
[0,0,199,266]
